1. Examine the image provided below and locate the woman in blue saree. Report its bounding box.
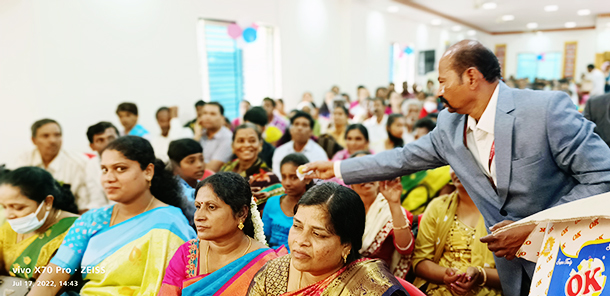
[29,136,196,295]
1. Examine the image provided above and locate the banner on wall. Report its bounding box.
[563,42,578,79]
[495,44,506,79]
[496,192,610,295]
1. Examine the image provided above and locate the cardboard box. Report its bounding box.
[497,192,610,296]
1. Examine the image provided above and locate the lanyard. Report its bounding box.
[463,116,497,190]
[489,141,495,172]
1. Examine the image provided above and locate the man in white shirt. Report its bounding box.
[84,121,119,211]
[586,64,606,98]
[150,106,194,163]
[10,119,89,211]
[272,111,327,179]
[193,102,233,172]
[363,97,388,150]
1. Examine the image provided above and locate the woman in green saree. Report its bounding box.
[0,167,79,280]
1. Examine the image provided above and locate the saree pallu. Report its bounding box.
[360,194,414,279]
[1,217,77,279]
[247,255,408,296]
[159,239,287,296]
[51,206,196,296]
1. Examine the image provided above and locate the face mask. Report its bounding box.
[7,201,50,234]
[423,101,437,113]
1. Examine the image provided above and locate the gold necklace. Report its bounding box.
[110,197,155,226]
[205,236,252,274]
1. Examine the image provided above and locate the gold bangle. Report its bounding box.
[392,221,411,230]
[477,266,487,287]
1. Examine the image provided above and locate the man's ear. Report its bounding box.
[464,67,482,89]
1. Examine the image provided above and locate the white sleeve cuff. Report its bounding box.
[334,161,343,180]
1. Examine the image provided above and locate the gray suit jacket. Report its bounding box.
[341,82,610,295]
[584,93,610,147]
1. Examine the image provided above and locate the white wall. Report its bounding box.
[485,29,598,80]
[0,0,482,164]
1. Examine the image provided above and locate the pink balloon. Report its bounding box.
[251,22,259,30]
[227,24,242,39]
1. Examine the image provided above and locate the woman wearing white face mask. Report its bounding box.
[0,167,79,280]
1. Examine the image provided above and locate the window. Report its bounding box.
[517,52,562,82]
[389,43,416,93]
[198,19,280,120]
[419,50,435,75]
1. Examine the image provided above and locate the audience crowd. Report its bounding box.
[1,40,610,296]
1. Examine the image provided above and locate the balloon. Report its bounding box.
[404,46,414,55]
[227,24,242,39]
[537,54,544,61]
[263,126,282,143]
[251,22,259,30]
[242,27,257,43]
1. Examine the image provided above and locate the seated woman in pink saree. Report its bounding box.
[159,172,287,296]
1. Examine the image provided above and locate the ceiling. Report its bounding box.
[389,0,610,33]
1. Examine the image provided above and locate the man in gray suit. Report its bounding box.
[584,92,610,147]
[306,40,610,296]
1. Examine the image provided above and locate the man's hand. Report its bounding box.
[303,161,336,180]
[379,178,402,205]
[480,220,536,260]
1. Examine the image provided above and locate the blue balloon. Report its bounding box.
[243,27,257,43]
[404,46,414,55]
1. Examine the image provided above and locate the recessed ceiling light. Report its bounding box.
[452,25,462,32]
[482,2,497,10]
[565,22,576,28]
[431,19,442,25]
[501,15,515,21]
[577,9,590,16]
[544,5,558,12]
[467,30,477,36]
[387,6,399,13]
[527,22,538,29]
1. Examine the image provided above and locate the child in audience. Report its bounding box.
[116,102,150,139]
[262,153,312,250]
[168,138,212,202]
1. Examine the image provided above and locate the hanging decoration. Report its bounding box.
[242,27,258,43]
[226,21,259,46]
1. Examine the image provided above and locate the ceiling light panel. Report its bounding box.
[544,5,558,12]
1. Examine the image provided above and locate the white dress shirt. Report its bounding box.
[10,149,89,210]
[587,69,607,98]
[363,114,388,145]
[273,139,328,180]
[465,84,499,185]
[150,118,194,163]
[334,84,501,184]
